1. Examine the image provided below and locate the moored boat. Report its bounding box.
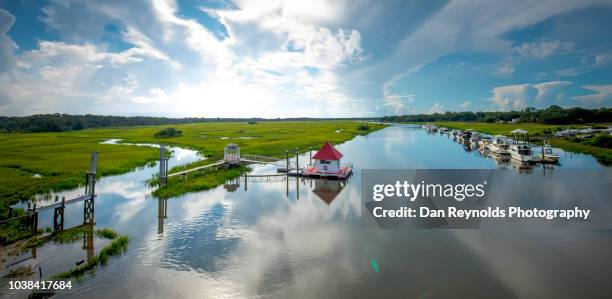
[478,135,493,149]
[540,140,560,163]
[469,132,479,145]
[510,144,534,162]
[490,135,510,155]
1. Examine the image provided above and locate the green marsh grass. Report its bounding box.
[52,235,129,279]
[152,166,249,198]
[1,121,386,243]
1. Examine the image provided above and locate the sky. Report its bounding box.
[0,0,611,118]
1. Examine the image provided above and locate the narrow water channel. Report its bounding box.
[4,124,611,298]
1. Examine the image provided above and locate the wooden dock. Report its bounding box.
[36,194,91,211]
[167,160,226,177]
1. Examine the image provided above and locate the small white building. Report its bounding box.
[224,143,241,165]
[303,142,352,179]
[311,142,343,173]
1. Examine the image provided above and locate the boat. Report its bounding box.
[469,132,479,145]
[459,130,472,143]
[490,135,510,155]
[478,135,493,149]
[509,144,534,162]
[540,140,560,163]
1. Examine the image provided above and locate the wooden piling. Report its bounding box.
[309,146,312,165]
[295,148,299,172]
[244,172,248,191]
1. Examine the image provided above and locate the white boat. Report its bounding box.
[540,140,560,162]
[469,133,479,145]
[510,144,534,162]
[490,135,510,155]
[478,135,493,149]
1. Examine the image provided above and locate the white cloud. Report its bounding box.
[365,0,610,99]
[429,102,445,114]
[490,84,535,110]
[557,52,612,76]
[513,39,573,59]
[1,0,611,117]
[495,62,514,77]
[573,85,612,105]
[0,0,369,117]
[491,81,574,110]
[458,100,472,110]
[0,9,16,73]
[534,80,572,103]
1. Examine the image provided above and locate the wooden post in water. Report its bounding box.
[158,198,167,235]
[295,148,299,173]
[159,145,167,187]
[26,203,38,233]
[286,151,289,171]
[54,197,65,232]
[295,148,299,200]
[286,151,289,197]
[29,204,38,233]
[82,225,94,261]
[244,172,248,191]
[309,146,312,165]
[83,152,97,225]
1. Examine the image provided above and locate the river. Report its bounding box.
[3,124,611,298]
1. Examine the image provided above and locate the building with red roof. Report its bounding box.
[305,142,352,178]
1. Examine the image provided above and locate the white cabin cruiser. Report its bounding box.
[510,144,534,162]
[469,133,479,145]
[490,135,510,155]
[541,140,560,162]
[478,135,493,149]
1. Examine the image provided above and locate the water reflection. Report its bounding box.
[5,125,611,298]
[311,179,346,205]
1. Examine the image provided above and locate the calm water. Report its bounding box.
[4,124,611,298]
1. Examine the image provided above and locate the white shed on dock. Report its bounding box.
[224,143,241,165]
[311,142,343,173]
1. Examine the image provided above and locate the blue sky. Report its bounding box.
[0,0,611,117]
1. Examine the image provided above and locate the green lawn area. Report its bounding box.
[0,121,386,219]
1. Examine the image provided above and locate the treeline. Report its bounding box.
[381,106,612,125]
[0,114,372,133]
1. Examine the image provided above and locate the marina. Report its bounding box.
[424,123,567,166]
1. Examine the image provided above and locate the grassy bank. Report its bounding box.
[152,166,249,198]
[549,139,612,165]
[434,121,612,165]
[0,132,160,216]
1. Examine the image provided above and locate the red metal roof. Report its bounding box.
[312,142,343,160]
